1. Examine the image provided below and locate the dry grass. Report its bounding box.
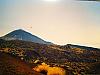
[33,62,66,75]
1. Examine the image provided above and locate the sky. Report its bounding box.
[0,0,100,48]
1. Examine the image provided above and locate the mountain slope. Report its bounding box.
[0,52,42,75]
[0,39,100,74]
[1,29,52,45]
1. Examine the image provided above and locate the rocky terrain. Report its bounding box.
[0,39,100,75]
[0,52,42,75]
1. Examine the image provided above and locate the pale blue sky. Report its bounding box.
[0,0,100,48]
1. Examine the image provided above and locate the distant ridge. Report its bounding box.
[1,29,52,45]
[62,44,100,51]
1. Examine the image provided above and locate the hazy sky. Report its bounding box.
[0,0,100,48]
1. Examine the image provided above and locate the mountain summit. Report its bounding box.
[1,29,52,45]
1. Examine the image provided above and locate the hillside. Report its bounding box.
[0,52,42,75]
[0,39,100,74]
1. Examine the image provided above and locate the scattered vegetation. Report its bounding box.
[0,39,100,75]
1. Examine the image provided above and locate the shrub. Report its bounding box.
[33,62,66,75]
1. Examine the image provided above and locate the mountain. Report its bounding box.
[0,29,100,74]
[1,29,52,45]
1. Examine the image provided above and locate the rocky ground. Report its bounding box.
[0,39,100,75]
